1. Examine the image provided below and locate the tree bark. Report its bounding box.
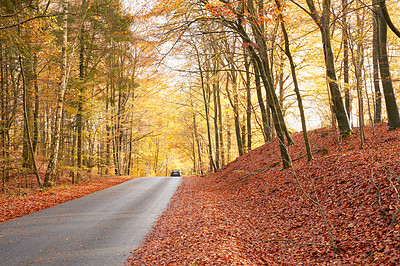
[378,0,400,39]
[254,66,270,142]
[20,55,42,188]
[77,1,85,181]
[212,66,220,169]
[374,0,400,129]
[275,0,313,161]
[305,0,353,137]
[342,0,351,122]
[373,7,382,123]
[244,49,252,151]
[193,43,216,172]
[44,0,68,186]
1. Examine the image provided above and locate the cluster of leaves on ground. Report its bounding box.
[128,123,400,265]
[0,176,134,223]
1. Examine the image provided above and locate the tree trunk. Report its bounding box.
[76,1,86,181]
[44,1,68,186]
[32,53,39,154]
[245,49,252,151]
[342,0,351,122]
[375,0,400,129]
[276,0,313,161]
[193,44,216,172]
[354,4,365,147]
[216,76,225,167]
[373,8,382,123]
[305,0,352,137]
[213,72,220,169]
[20,56,42,188]
[234,21,292,168]
[254,66,270,142]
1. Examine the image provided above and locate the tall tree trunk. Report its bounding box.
[106,83,111,175]
[246,0,294,146]
[245,49,252,151]
[342,0,351,122]
[254,66,270,142]
[216,76,225,167]
[0,42,10,183]
[249,48,291,168]
[44,1,68,186]
[193,111,203,176]
[235,22,291,168]
[32,53,39,153]
[306,0,352,137]
[20,56,42,188]
[354,3,365,147]
[127,118,134,175]
[193,44,216,172]
[226,70,244,157]
[213,72,220,169]
[372,8,382,123]
[374,0,400,129]
[77,11,85,181]
[22,56,33,170]
[275,0,313,161]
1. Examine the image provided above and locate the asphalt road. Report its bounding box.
[0,176,182,265]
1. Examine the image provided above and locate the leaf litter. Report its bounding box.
[128,123,400,265]
[0,176,134,223]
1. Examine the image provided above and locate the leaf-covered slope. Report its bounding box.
[129,123,400,265]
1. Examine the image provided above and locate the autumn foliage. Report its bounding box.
[128,124,400,264]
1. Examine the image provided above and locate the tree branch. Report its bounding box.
[379,0,400,39]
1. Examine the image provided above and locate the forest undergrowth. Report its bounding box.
[128,123,400,265]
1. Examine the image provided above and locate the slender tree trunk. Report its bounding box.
[216,77,225,167]
[213,72,220,169]
[357,3,365,147]
[44,1,68,186]
[20,56,42,188]
[77,7,85,181]
[0,42,10,183]
[32,53,39,153]
[254,66,269,142]
[193,44,216,172]
[71,122,76,184]
[227,123,232,163]
[22,56,33,170]
[276,0,313,161]
[342,0,351,122]
[245,49,252,151]
[127,120,133,175]
[226,70,244,157]
[106,83,111,175]
[193,111,203,176]
[372,9,382,123]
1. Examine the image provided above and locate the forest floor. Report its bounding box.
[0,175,134,223]
[128,123,400,265]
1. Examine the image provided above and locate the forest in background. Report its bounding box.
[1,0,400,194]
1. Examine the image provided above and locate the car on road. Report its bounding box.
[170,169,181,177]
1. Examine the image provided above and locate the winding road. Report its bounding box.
[0,176,182,265]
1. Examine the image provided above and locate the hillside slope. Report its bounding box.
[129,123,400,265]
